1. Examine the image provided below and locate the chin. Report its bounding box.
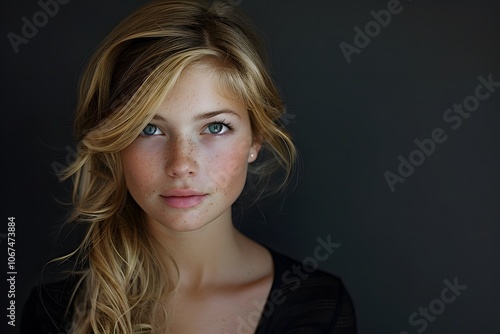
[145,209,228,234]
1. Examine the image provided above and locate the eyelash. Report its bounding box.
[139,120,234,139]
[139,124,162,139]
[207,119,233,135]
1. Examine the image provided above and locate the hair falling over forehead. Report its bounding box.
[58,0,298,332]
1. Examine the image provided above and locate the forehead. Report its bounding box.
[156,63,247,118]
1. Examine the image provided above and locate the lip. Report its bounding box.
[163,189,205,197]
[161,189,207,209]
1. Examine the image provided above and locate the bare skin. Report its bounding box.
[120,63,274,333]
[169,229,274,333]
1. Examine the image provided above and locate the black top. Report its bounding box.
[21,249,357,333]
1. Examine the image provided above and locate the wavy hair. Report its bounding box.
[57,0,297,332]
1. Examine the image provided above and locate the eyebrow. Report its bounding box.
[151,109,241,122]
[195,109,241,120]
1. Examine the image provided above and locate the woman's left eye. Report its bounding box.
[140,124,163,136]
[204,122,231,135]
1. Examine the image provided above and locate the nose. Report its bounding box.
[165,135,198,178]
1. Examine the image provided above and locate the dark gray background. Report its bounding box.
[2,0,499,333]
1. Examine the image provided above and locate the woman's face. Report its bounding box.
[120,63,260,233]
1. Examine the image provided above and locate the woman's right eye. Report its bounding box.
[140,124,163,136]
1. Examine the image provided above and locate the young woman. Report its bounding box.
[21,0,357,332]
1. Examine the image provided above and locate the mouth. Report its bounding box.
[161,189,207,209]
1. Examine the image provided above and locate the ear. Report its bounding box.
[248,140,261,163]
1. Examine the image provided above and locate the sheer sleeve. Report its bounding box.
[255,249,357,333]
[327,282,357,333]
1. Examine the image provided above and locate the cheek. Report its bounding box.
[204,140,250,195]
[120,145,159,197]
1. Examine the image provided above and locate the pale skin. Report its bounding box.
[120,63,274,333]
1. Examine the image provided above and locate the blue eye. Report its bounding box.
[141,124,162,136]
[208,123,224,134]
[205,122,232,135]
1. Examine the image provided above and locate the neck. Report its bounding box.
[148,210,251,290]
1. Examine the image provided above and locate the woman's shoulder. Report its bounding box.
[256,247,357,333]
[20,275,80,334]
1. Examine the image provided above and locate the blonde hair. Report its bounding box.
[58,0,297,332]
